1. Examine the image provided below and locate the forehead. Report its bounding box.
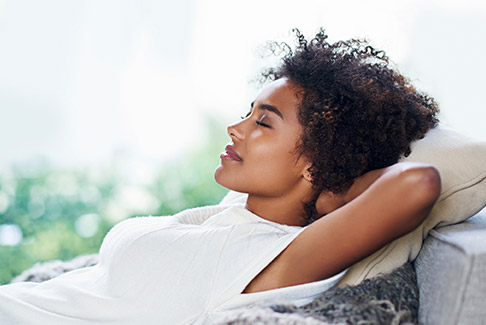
[254,78,302,118]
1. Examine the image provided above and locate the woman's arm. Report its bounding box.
[277,162,441,288]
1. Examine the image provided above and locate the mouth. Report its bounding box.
[220,145,243,162]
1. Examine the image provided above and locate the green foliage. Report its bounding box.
[0,116,230,284]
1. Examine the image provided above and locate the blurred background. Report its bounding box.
[0,0,485,283]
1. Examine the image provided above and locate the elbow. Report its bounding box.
[402,164,441,220]
[415,165,441,204]
[424,166,441,200]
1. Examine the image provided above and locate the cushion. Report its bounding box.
[415,209,486,324]
[339,124,486,285]
[220,125,486,285]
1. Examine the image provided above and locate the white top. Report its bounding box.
[0,205,346,324]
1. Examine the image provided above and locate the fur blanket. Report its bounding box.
[11,255,418,324]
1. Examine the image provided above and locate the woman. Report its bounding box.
[0,29,440,324]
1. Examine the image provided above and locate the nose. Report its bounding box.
[227,120,244,141]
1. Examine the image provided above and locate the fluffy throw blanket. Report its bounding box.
[11,255,418,324]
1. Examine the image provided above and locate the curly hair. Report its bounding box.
[262,29,439,218]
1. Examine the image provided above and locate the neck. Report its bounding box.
[245,189,315,227]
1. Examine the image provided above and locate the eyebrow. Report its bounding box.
[250,102,284,120]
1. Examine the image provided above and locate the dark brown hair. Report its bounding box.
[262,29,439,219]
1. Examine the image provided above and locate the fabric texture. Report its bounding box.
[210,262,418,325]
[415,209,486,325]
[11,254,99,284]
[12,256,419,325]
[0,205,345,325]
[339,125,486,285]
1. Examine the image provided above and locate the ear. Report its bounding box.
[302,164,313,183]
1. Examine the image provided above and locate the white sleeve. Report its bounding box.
[174,205,227,225]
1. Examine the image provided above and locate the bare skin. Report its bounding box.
[215,78,314,226]
[243,163,440,293]
[214,78,441,294]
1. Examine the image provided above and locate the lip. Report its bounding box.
[220,145,243,162]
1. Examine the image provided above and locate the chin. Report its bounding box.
[214,167,245,193]
[214,165,230,189]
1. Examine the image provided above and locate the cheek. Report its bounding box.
[251,147,303,184]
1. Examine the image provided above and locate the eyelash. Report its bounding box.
[241,110,270,128]
[256,121,270,128]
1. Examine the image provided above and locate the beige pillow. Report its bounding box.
[338,124,486,285]
[219,125,486,286]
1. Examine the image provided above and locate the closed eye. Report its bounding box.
[256,116,271,128]
[241,107,271,128]
[256,121,270,127]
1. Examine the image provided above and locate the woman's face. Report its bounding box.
[214,78,310,197]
